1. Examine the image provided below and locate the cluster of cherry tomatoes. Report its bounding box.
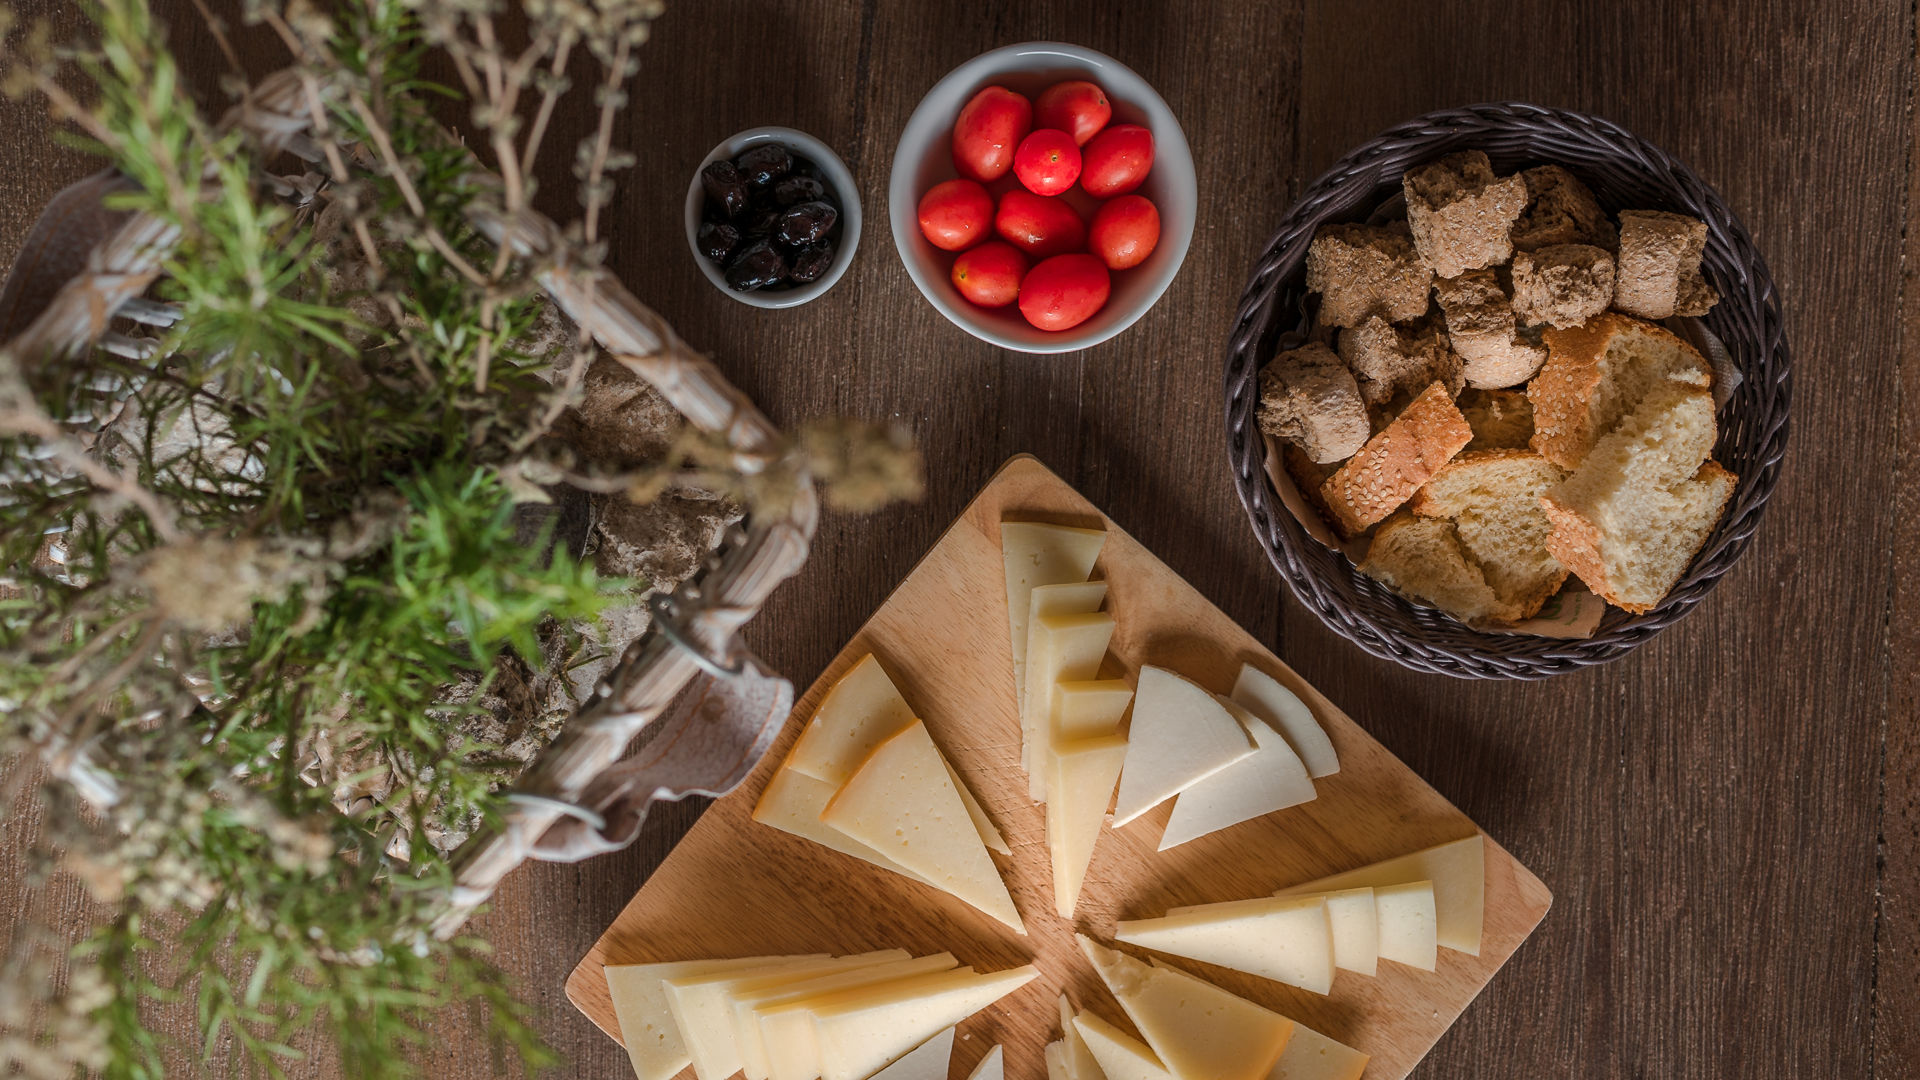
[917,80,1160,332]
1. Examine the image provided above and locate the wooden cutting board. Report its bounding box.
[568,454,1552,1080]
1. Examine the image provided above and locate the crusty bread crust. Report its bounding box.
[1529,312,1710,469]
[1318,381,1472,537]
[1541,459,1736,613]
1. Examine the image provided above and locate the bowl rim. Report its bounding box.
[1222,102,1792,679]
[685,126,862,310]
[887,41,1196,354]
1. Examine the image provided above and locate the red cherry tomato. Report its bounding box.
[1081,123,1155,198]
[1034,80,1112,146]
[1088,195,1161,270]
[951,241,1028,308]
[1018,253,1111,331]
[917,179,995,252]
[952,86,1032,183]
[994,189,1086,260]
[1013,129,1082,196]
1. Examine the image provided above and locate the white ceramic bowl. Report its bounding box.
[889,42,1196,353]
[686,127,862,309]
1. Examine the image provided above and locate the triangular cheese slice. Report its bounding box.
[1046,1042,1072,1080]
[1159,696,1316,850]
[1072,1013,1170,1080]
[1268,1021,1369,1080]
[1112,667,1257,827]
[1002,520,1106,709]
[1319,888,1380,976]
[752,767,932,886]
[785,653,919,783]
[822,720,1025,932]
[1115,895,1334,994]
[1230,665,1339,778]
[606,955,822,1080]
[1055,679,1135,741]
[947,756,1012,855]
[666,953,904,1080]
[1057,995,1105,1080]
[1077,937,1293,1080]
[867,1026,956,1080]
[810,965,1039,1080]
[1374,880,1437,970]
[965,1044,1005,1080]
[733,954,957,1080]
[1022,583,1110,797]
[757,965,972,1080]
[1047,733,1127,917]
[1277,835,1485,954]
[1025,608,1116,801]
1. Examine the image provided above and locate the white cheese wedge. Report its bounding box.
[1077,936,1294,1080]
[1025,608,1117,801]
[1022,582,1110,788]
[1072,1013,1170,1080]
[1055,679,1135,741]
[757,965,974,1080]
[1047,733,1128,917]
[1002,520,1107,703]
[732,954,957,1080]
[947,756,1012,855]
[1266,1021,1368,1080]
[965,1044,1005,1080]
[1111,667,1257,827]
[752,767,931,886]
[606,955,822,1080]
[809,965,1039,1080]
[1115,895,1334,995]
[1056,995,1106,1080]
[867,1025,956,1080]
[1317,888,1380,976]
[666,952,904,1080]
[1046,1042,1072,1080]
[786,653,919,783]
[1229,666,1339,779]
[1277,835,1485,954]
[1159,696,1317,850]
[1373,880,1437,971]
[821,720,1025,933]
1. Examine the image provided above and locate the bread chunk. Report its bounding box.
[1433,269,1549,389]
[1541,384,1734,612]
[1318,380,1472,536]
[1402,151,1528,277]
[1360,512,1509,624]
[1458,388,1534,450]
[1613,209,1718,319]
[1529,312,1711,469]
[1304,222,1432,327]
[1337,314,1464,406]
[1510,166,1616,252]
[1258,342,1371,464]
[1511,244,1615,329]
[1410,450,1570,620]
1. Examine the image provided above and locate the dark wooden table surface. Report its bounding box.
[2,1,1914,1077]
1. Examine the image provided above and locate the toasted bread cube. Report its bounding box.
[1433,269,1548,389]
[1318,381,1472,536]
[1511,244,1616,329]
[1613,210,1718,319]
[1258,342,1371,464]
[1510,166,1616,252]
[1304,222,1432,327]
[1337,314,1464,406]
[1402,151,1528,277]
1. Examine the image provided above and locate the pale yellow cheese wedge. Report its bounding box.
[1046,1041,1072,1080]
[606,955,822,1080]
[1025,608,1117,802]
[1267,1021,1368,1080]
[1055,679,1135,741]
[1115,895,1334,995]
[1072,1012,1170,1080]
[1022,581,1110,787]
[1229,665,1339,779]
[1277,835,1485,954]
[732,953,956,1080]
[786,653,919,784]
[1318,888,1380,977]
[665,952,904,1080]
[1077,936,1293,1080]
[752,767,931,886]
[965,1044,1005,1080]
[1112,667,1258,827]
[758,966,974,1080]
[1003,520,1106,714]
[867,1025,956,1080]
[947,756,1012,855]
[809,965,1040,1080]
[1158,696,1316,851]
[1374,880,1437,971]
[1056,994,1104,1080]
[822,720,1025,932]
[1047,733,1128,917]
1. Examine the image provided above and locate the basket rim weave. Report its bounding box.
[1223,102,1792,679]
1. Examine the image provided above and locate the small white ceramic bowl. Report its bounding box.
[889,42,1197,353]
[686,127,862,309]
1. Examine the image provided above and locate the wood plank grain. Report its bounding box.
[569,456,1549,1080]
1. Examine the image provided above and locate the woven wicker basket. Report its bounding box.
[1223,103,1791,679]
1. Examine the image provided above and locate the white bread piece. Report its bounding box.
[1411,450,1570,620]
[1540,384,1733,612]
[1360,512,1511,624]
[1318,381,1473,536]
[1258,342,1370,464]
[1401,151,1527,278]
[1458,388,1534,450]
[1614,210,1718,320]
[1530,312,1711,470]
[1433,269,1548,389]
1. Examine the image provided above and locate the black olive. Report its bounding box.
[700,160,749,218]
[735,144,793,188]
[787,241,835,284]
[740,207,781,239]
[697,221,740,263]
[773,175,827,207]
[774,201,838,247]
[724,240,788,291]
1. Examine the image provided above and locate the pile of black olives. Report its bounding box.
[698,144,842,292]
